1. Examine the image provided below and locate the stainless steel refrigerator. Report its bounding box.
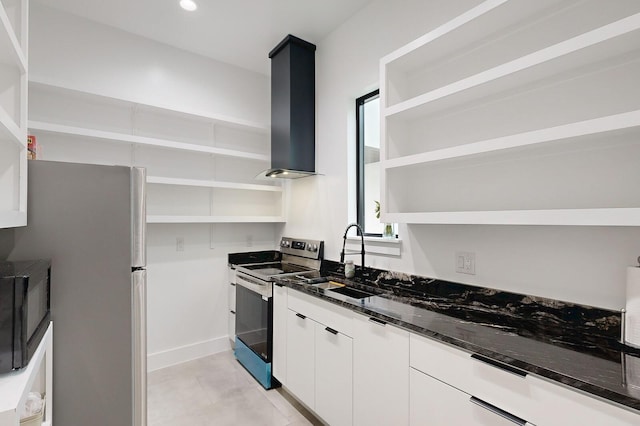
[8,160,147,426]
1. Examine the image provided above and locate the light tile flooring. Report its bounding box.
[148,350,322,425]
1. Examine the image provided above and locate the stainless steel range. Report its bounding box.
[233,237,324,389]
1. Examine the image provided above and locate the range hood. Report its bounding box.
[259,35,316,180]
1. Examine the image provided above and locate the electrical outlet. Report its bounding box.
[246,235,253,247]
[455,251,475,275]
[176,237,184,252]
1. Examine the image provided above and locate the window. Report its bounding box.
[356,89,394,237]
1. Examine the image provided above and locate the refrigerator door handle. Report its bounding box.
[132,269,147,426]
[131,167,147,268]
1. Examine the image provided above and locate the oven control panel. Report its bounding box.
[280,237,324,260]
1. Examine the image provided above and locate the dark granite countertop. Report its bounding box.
[274,262,640,413]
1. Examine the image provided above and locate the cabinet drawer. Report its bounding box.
[527,375,640,426]
[410,333,534,423]
[288,289,353,336]
[410,368,533,426]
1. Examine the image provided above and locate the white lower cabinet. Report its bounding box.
[410,368,526,426]
[315,322,353,426]
[284,290,354,425]
[228,267,236,346]
[286,309,316,409]
[410,332,640,426]
[353,313,409,426]
[410,333,534,423]
[527,374,640,426]
[272,283,287,383]
[280,291,640,426]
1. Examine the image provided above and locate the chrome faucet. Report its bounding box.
[340,223,365,276]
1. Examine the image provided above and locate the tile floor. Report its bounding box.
[148,350,322,425]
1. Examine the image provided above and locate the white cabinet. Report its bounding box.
[272,283,287,383]
[0,0,28,228]
[285,289,354,426]
[527,374,640,426]
[410,367,526,426]
[380,0,640,226]
[285,308,315,409]
[27,81,285,224]
[281,290,639,425]
[315,322,353,426]
[227,267,236,345]
[353,313,409,426]
[410,332,640,426]
[0,322,52,426]
[410,333,533,422]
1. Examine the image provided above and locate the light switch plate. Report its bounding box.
[455,251,475,275]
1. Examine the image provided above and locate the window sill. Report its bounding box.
[346,236,402,256]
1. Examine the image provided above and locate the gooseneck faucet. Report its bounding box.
[340,223,365,275]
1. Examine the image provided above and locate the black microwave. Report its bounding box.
[0,259,51,373]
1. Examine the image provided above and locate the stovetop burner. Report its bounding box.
[241,262,313,276]
[236,261,317,282]
[234,237,324,282]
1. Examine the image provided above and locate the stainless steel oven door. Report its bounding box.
[235,272,273,362]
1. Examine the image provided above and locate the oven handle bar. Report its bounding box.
[237,273,267,287]
[236,272,272,299]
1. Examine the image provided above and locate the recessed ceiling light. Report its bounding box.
[179,0,197,11]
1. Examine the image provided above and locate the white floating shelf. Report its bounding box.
[0,104,24,147]
[0,210,26,229]
[147,215,286,224]
[383,110,640,169]
[0,323,51,417]
[385,12,640,120]
[0,4,26,72]
[146,176,282,192]
[382,0,511,67]
[28,78,269,133]
[383,208,640,226]
[28,121,270,162]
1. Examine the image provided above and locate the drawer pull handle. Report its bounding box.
[296,313,306,320]
[469,396,528,426]
[325,327,339,335]
[230,310,235,314]
[275,283,284,287]
[471,353,527,378]
[230,283,236,286]
[368,317,386,326]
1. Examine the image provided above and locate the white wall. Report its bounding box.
[29,5,269,125]
[284,0,640,310]
[145,223,277,370]
[0,228,14,259]
[29,4,276,369]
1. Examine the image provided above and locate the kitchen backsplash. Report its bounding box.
[321,260,625,361]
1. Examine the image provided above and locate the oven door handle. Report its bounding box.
[237,273,267,287]
[236,272,272,299]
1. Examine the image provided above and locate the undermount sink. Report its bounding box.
[313,281,345,290]
[327,285,374,299]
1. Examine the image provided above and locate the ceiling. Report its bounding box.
[33,0,373,75]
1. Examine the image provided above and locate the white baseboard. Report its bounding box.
[147,336,232,372]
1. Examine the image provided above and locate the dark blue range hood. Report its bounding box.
[259,35,316,180]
